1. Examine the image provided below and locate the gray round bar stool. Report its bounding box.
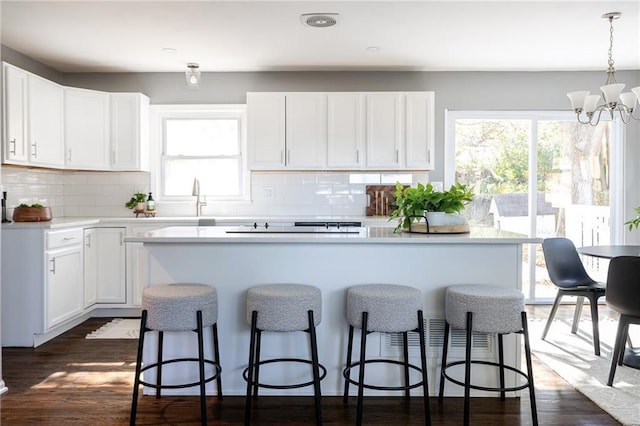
[343,284,431,426]
[438,284,537,426]
[244,284,326,426]
[130,283,222,426]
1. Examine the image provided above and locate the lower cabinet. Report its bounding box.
[46,241,84,330]
[84,227,126,305]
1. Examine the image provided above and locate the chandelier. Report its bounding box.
[567,12,640,126]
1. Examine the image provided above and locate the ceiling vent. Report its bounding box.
[300,13,339,28]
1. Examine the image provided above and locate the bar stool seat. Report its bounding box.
[438,284,537,426]
[343,284,431,426]
[130,283,222,426]
[244,284,325,426]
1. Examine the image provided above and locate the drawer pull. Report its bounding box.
[50,258,56,274]
[63,237,76,241]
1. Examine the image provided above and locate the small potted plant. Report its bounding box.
[125,192,147,212]
[390,182,474,231]
[12,202,53,222]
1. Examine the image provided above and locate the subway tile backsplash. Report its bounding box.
[0,167,428,218]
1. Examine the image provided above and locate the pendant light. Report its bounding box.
[185,63,201,88]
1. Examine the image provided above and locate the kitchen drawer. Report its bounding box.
[47,228,83,250]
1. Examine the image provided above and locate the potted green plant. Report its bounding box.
[390,182,474,231]
[125,192,147,211]
[625,207,640,230]
[12,202,53,222]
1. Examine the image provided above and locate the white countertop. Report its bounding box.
[126,225,541,244]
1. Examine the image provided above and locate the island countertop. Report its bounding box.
[126,225,541,244]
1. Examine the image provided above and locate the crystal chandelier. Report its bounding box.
[567,12,640,126]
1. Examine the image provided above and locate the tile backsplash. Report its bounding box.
[0,166,429,218]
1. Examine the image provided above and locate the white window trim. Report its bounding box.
[150,104,249,203]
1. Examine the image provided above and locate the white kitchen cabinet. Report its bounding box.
[110,93,150,171]
[247,93,286,169]
[83,228,98,308]
[3,63,28,163]
[327,93,363,168]
[27,74,65,167]
[65,87,110,169]
[365,93,403,168]
[95,227,126,303]
[405,92,435,169]
[46,243,84,329]
[285,93,327,168]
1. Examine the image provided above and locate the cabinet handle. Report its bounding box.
[427,149,430,163]
[85,234,92,248]
[67,148,72,162]
[120,232,124,246]
[50,258,56,274]
[63,236,75,241]
[356,149,360,163]
[32,142,37,158]
[9,139,16,155]
[280,150,284,165]
[395,149,399,163]
[287,150,291,165]
[112,150,117,164]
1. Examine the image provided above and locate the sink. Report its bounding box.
[197,218,216,226]
[225,226,362,234]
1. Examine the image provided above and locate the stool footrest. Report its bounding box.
[343,359,426,391]
[243,357,327,390]
[442,360,531,393]
[140,357,222,390]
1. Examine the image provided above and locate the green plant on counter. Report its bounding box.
[390,182,474,231]
[125,192,147,209]
[625,206,640,230]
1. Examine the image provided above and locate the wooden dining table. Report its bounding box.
[578,245,640,369]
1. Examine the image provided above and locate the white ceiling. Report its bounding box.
[1,0,640,73]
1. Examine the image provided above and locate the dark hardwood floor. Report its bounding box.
[0,306,621,425]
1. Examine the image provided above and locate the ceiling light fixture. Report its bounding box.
[567,12,640,126]
[185,63,201,88]
[300,13,339,28]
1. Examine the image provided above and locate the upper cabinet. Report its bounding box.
[65,87,111,170]
[2,63,65,167]
[110,93,150,171]
[2,62,150,172]
[247,91,434,171]
[28,74,65,167]
[3,64,28,163]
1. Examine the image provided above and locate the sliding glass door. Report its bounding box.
[445,111,621,302]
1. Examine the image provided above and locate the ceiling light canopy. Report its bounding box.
[567,12,640,126]
[185,63,201,88]
[300,13,339,28]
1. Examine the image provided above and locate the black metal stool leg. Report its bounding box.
[244,310,258,426]
[308,310,323,426]
[253,329,262,398]
[196,311,207,426]
[343,325,355,403]
[155,331,164,399]
[464,312,473,426]
[438,321,450,403]
[498,333,505,400]
[417,310,431,426]
[356,312,368,426]
[403,331,410,398]
[130,310,147,426]
[212,323,223,399]
[522,312,538,426]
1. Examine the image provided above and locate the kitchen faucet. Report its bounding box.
[192,178,207,217]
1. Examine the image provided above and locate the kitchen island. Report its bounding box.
[127,225,540,397]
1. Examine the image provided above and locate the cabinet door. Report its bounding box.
[327,93,363,168]
[285,93,327,168]
[365,93,403,168]
[96,227,126,303]
[405,92,434,169]
[46,246,84,329]
[111,93,150,171]
[247,93,286,169]
[28,74,65,167]
[83,228,98,308]
[65,87,110,169]
[3,63,28,163]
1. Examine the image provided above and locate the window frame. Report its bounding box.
[150,104,248,203]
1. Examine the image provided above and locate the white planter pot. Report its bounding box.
[424,211,467,227]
